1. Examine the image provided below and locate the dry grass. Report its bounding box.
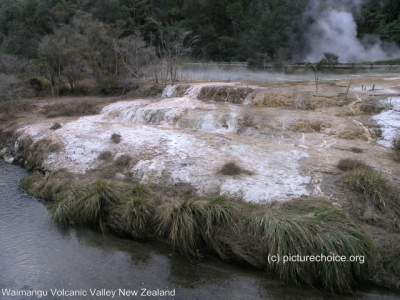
[42,99,98,118]
[290,119,325,133]
[111,133,121,144]
[392,138,400,162]
[350,147,364,153]
[343,166,400,232]
[98,150,113,161]
[219,162,252,176]
[359,100,391,115]
[50,122,62,130]
[114,154,132,168]
[246,206,375,294]
[370,237,400,291]
[337,158,370,171]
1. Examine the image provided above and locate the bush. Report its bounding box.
[29,76,50,94]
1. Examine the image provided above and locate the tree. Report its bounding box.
[151,19,197,84]
[319,52,339,69]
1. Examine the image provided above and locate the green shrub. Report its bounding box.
[28,76,50,94]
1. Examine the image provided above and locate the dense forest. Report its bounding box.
[0,0,399,100]
[1,0,399,61]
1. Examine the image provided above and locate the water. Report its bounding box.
[0,160,399,300]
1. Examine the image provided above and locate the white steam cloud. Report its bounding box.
[303,0,400,63]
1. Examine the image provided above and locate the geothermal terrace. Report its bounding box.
[4,77,398,205]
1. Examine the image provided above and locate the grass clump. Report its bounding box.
[337,158,370,171]
[47,178,125,233]
[73,180,123,233]
[19,171,46,198]
[155,196,238,257]
[343,168,400,231]
[22,165,380,294]
[109,183,153,240]
[392,138,400,162]
[114,154,131,168]
[247,206,375,294]
[350,147,363,153]
[98,150,113,161]
[50,122,62,130]
[370,238,400,291]
[111,133,121,144]
[219,161,252,176]
[119,197,154,240]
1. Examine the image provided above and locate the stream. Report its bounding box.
[0,160,399,300]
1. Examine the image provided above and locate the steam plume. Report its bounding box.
[302,0,400,63]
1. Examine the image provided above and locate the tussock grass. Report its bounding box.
[290,119,325,133]
[114,154,131,168]
[392,138,400,162]
[120,197,154,240]
[155,197,205,256]
[111,133,121,143]
[343,167,400,231]
[73,180,123,232]
[219,161,252,176]
[371,237,400,291]
[98,150,113,161]
[19,171,45,198]
[350,147,363,153]
[247,207,375,294]
[20,165,379,294]
[392,138,400,152]
[50,122,62,130]
[155,196,238,257]
[337,158,370,171]
[49,189,82,228]
[109,183,154,240]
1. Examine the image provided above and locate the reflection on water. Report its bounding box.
[0,160,398,299]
